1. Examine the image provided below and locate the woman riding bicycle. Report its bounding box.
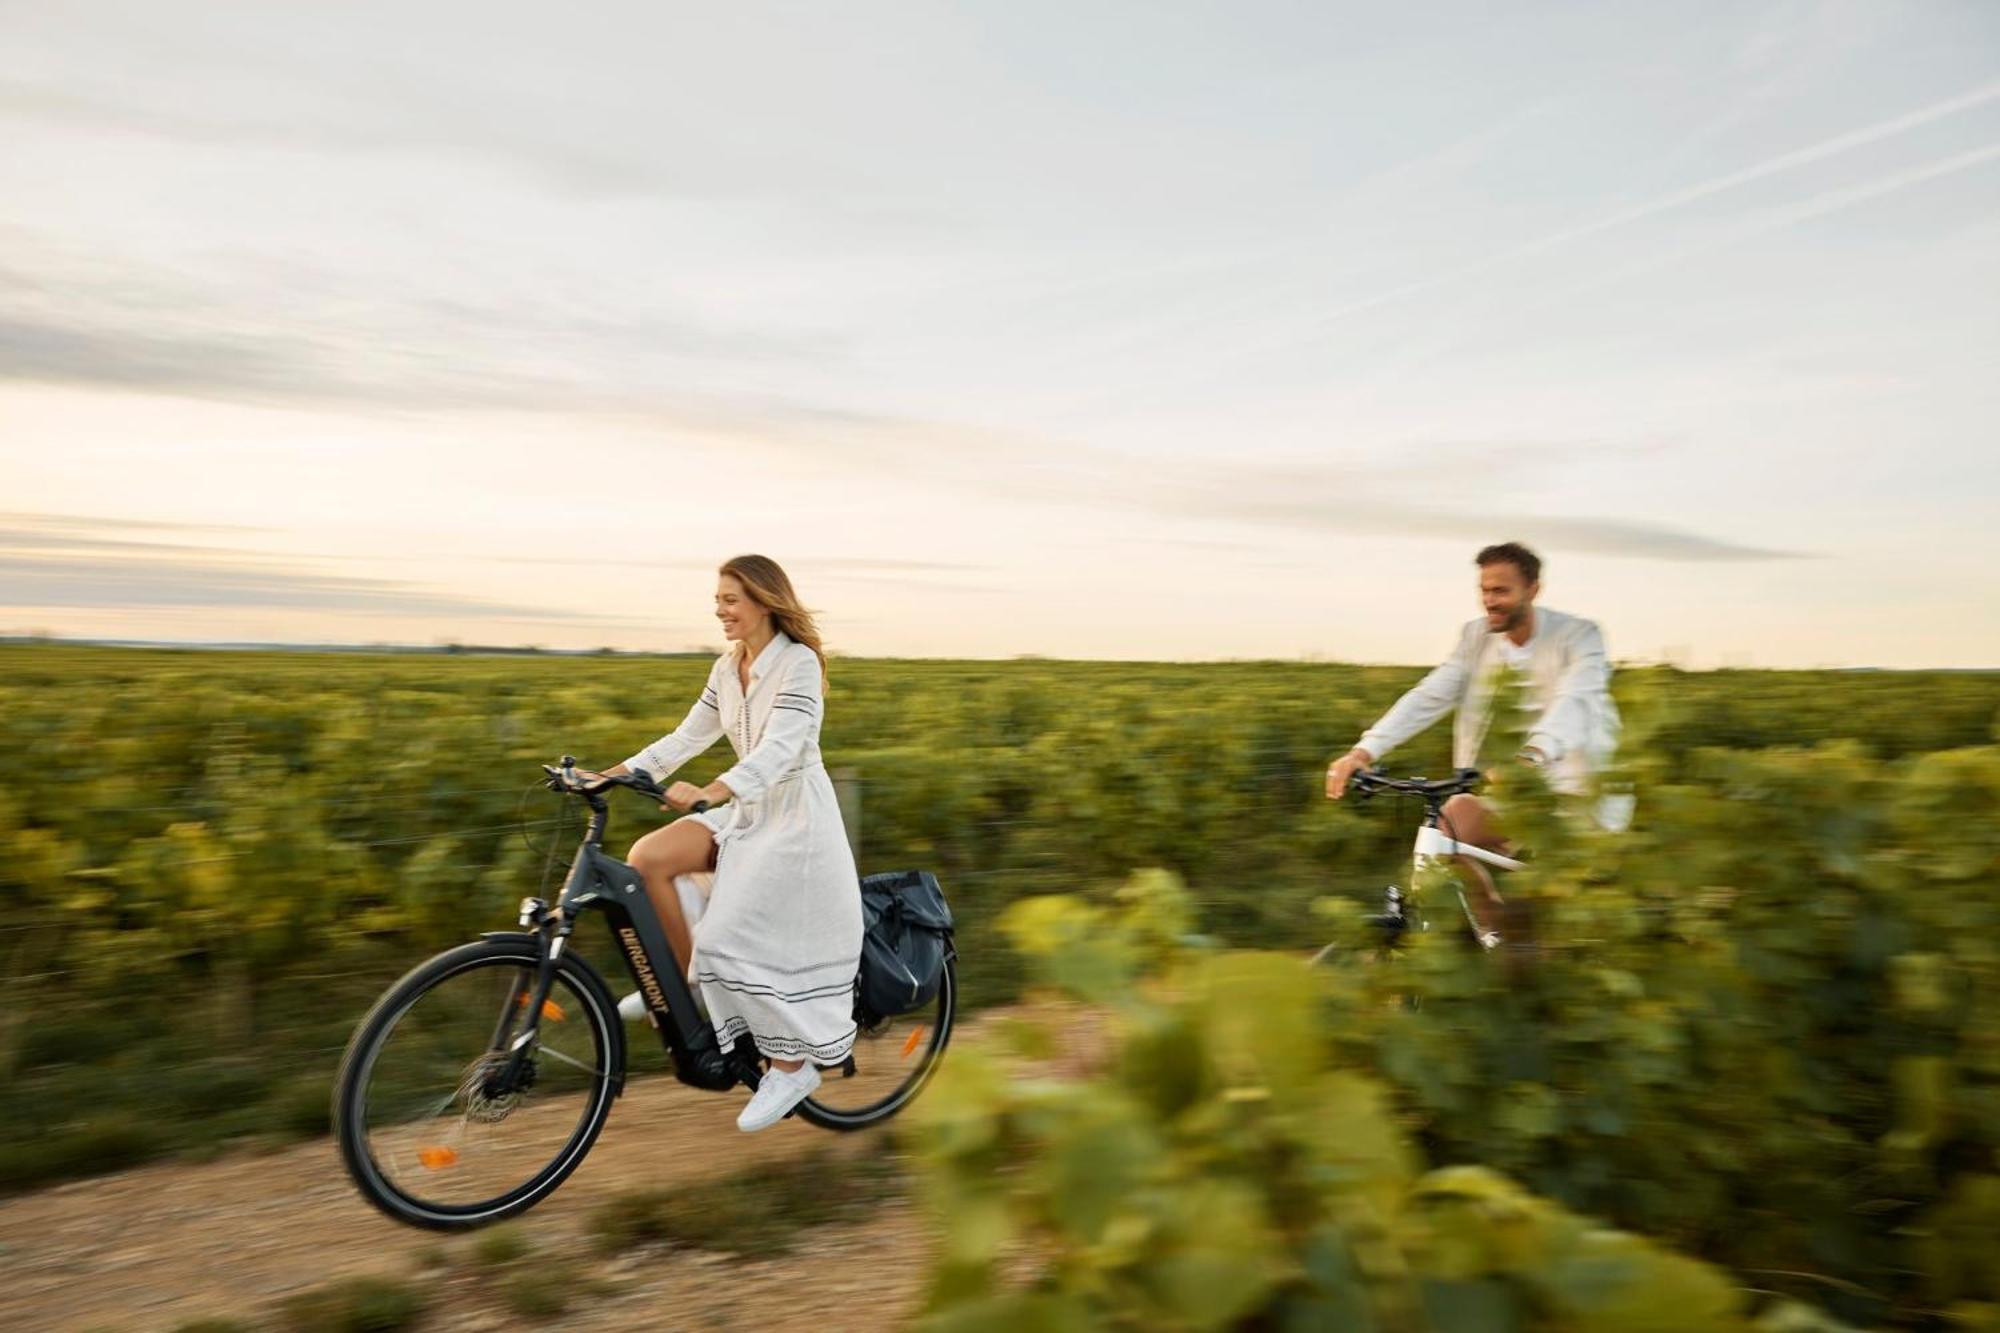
[581,555,862,1132]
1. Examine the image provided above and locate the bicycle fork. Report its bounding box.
[1409,826,1466,933]
[484,900,571,1092]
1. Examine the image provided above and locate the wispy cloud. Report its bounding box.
[1496,80,2000,265]
[0,77,680,199]
[733,428,1805,564]
[0,312,328,400]
[449,551,1000,592]
[1494,140,2000,327]
[0,511,265,544]
[0,301,872,436]
[0,512,254,531]
[466,554,990,574]
[741,557,999,592]
[0,514,1007,624]
[0,228,841,417]
[1671,140,2000,252]
[1271,79,2000,347]
[0,515,638,623]
[0,552,638,621]
[1125,461,1803,562]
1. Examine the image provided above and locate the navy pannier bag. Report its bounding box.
[855,870,955,1022]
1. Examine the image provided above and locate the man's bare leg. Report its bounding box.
[1438,793,1509,943]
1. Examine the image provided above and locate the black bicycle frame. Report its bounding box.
[499,790,760,1095]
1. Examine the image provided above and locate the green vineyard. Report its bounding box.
[2,644,1996,1327]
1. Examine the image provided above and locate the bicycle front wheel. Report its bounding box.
[333,936,623,1229]
[795,957,955,1130]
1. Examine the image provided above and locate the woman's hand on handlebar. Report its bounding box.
[574,764,634,794]
[662,780,718,813]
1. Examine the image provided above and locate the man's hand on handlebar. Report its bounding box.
[1325,747,1374,801]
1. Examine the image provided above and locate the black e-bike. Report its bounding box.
[332,759,955,1230]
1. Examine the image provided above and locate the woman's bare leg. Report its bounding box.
[625,820,716,977]
[630,822,805,1073]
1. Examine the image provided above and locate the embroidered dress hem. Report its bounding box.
[713,1015,858,1066]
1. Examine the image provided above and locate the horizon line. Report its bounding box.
[1,632,1991,675]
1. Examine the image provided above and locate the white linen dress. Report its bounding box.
[622,631,863,1066]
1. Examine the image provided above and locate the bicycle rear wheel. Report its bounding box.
[333,936,623,1229]
[795,958,955,1130]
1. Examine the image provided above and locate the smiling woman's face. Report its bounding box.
[714,574,770,643]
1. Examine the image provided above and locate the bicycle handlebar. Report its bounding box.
[1349,766,1484,803]
[541,757,709,813]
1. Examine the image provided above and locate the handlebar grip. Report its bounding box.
[690,800,710,814]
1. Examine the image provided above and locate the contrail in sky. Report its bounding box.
[1287,79,2000,338]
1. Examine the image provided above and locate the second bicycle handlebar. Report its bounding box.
[1350,766,1484,804]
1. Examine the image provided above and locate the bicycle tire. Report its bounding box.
[794,957,956,1131]
[332,935,625,1230]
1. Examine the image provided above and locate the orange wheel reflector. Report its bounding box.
[515,995,565,1022]
[901,1027,928,1059]
[418,1147,460,1170]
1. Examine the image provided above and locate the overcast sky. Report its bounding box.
[2,1,1996,666]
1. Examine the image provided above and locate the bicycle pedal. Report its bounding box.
[840,1055,857,1079]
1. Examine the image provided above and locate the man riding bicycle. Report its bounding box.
[1324,542,1625,946]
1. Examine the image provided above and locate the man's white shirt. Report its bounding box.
[1354,607,1629,830]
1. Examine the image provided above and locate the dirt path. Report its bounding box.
[0,1066,932,1332]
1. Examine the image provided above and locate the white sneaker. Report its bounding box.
[736,1062,821,1133]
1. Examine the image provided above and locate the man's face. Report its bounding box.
[1478,561,1537,634]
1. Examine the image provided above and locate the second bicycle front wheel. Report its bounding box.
[795,957,955,1130]
[332,935,624,1230]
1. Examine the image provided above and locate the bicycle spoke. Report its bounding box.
[536,1044,602,1078]
[353,955,611,1214]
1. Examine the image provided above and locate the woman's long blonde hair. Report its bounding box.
[720,554,828,687]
